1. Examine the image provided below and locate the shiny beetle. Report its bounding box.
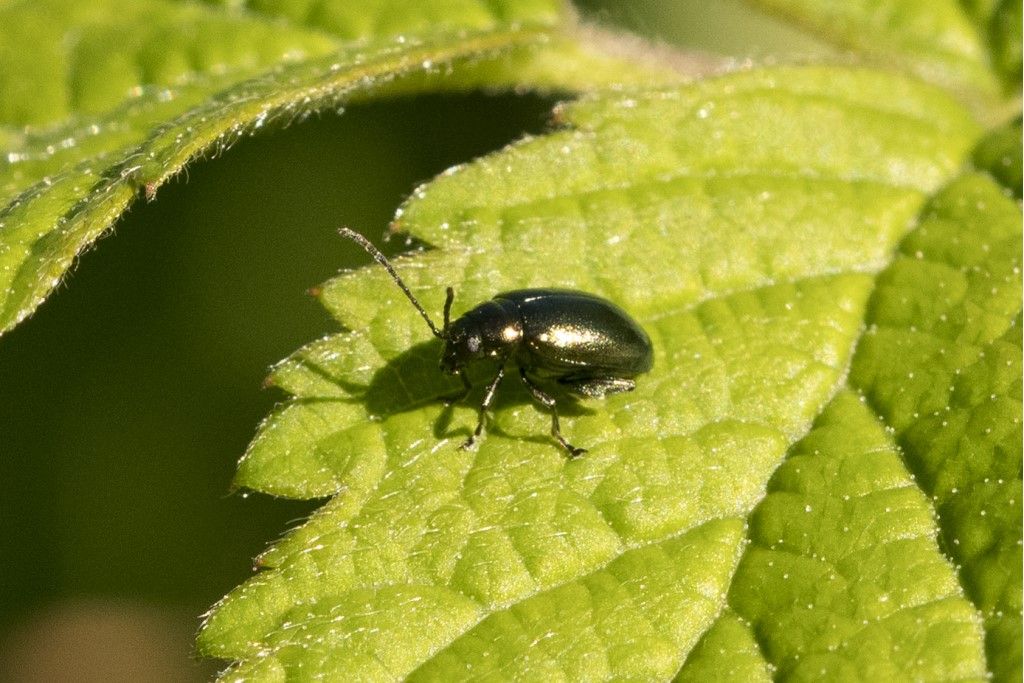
[339,227,653,456]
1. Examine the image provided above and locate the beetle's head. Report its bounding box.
[440,317,484,374]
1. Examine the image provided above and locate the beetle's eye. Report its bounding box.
[467,335,481,353]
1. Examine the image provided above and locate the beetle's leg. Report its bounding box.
[519,367,586,458]
[559,375,635,398]
[440,370,473,405]
[443,287,455,332]
[460,365,505,451]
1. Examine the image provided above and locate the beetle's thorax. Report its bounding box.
[440,297,522,373]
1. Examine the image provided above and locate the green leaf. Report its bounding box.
[961,0,1023,90]
[973,118,1022,197]
[0,0,681,337]
[200,66,1022,679]
[744,0,1005,100]
[848,171,1023,681]
[716,390,989,680]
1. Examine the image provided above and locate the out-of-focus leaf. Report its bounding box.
[964,0,1022,89]
[973,118,1022,197]
[745,0,1005,100]
[0,0,682,336]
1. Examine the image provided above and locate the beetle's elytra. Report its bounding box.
[339,227,653,456]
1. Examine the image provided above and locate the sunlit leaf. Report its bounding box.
[200,66,1021,680]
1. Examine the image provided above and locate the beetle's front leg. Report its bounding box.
[440,370,472,405]
[460,364,505,451]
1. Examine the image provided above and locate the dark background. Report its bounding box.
[0,2,823,679]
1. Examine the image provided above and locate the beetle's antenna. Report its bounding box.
[443,287,455,332]
[338,227,443,338]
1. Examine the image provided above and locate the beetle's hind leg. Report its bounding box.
[559,375,635,398]
[519,368,586,458]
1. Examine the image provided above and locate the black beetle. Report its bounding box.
[339,227,653,456]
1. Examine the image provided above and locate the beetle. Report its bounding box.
[338,227,653,456]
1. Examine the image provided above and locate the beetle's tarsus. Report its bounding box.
[553,424,587,458]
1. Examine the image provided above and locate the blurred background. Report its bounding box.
[0,2,825,680]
